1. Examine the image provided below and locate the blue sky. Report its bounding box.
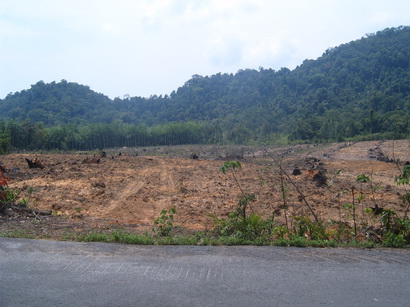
[1,0,409,99]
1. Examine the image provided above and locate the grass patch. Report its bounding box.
[48,230,399,248]
[0,229,408,248]
[0,230,36,239]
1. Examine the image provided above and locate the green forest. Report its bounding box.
[0,26,409,152]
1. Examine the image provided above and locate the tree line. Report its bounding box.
[0,120,224,153]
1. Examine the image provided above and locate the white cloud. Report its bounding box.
[0,0,409,98]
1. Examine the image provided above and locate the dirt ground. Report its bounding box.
[0,140,409,239]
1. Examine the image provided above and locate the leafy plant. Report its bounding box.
[272,225,289,240]
[394,164,410,186]
[211,211,274,241]
[376,209,410,247]
[356,174,370,183]
[291,216,328,241]
[394,164,410,220]
[153,207,177,237]
[17,198,30,207]
[326,220,350,243]
[27,186,37,194]
[382,232,407,248]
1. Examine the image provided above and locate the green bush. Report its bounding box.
[382,232,407,248]
[153,207,177,237]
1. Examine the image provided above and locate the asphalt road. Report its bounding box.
[1,237,409,306]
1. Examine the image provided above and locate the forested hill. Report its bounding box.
[0,80,113,125]
[1,26,410,144]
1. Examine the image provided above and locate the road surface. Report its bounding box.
[1,237,409,306]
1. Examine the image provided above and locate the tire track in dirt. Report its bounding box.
[104,157,177,224]
[104,176,145,218]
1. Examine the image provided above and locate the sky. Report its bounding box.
[1,0,409,99]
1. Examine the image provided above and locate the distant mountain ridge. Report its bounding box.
[1,26,409,143]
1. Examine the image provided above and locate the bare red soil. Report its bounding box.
[1,140,409,238]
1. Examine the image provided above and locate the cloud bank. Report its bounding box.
[1,0,409,98]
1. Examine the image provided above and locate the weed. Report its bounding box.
[272,225,289,240]
[286,237,307,247]
[291,216,328,241]
[211,211,274,241]
[27,186,37,194]
[153,207,177,236]
[356,174,370,183]
[0,188,19,203]
[0,230,35,239]
[111,230,155,245]
[17,198,30,207]
[395,164,410,185]
[326,220,350,243]
[395,164,410,219]
[382,232,408,248]
[78,232,110,242]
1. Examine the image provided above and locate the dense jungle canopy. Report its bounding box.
[0,26,409,151]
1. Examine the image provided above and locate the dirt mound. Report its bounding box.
[0,140,409,236]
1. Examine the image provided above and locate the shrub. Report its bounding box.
[153,207,177,237]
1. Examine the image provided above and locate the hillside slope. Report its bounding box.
[1,26,409,143]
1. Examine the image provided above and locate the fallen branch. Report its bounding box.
[0,202,51,217]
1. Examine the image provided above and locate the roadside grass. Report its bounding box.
[2,228,407,248]
[0,230,36,239]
